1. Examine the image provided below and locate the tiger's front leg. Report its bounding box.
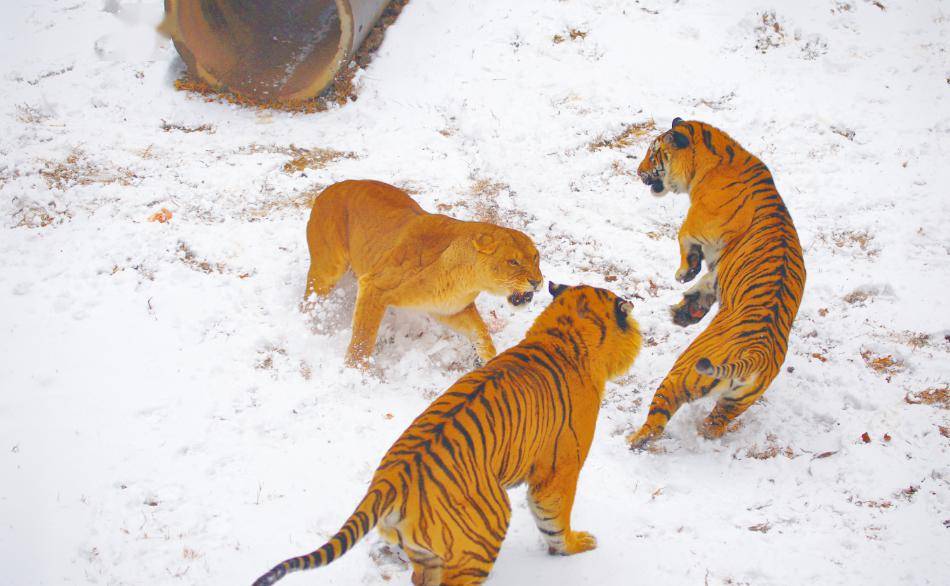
[671,271,717,327]
[676,241,703,283]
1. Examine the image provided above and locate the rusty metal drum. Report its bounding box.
[161,0,391,103]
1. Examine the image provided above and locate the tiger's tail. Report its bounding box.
[694,356,760,380]
[251,481,397,586]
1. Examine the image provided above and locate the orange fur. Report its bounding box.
[628,120,806,447]
[254,284,642,586]
[304,180,543,368]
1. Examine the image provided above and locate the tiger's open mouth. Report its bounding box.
[507,291,534,306]
[639,171,665,194]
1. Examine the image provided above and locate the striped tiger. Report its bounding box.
[627,118,806,448]
[252,283,641,586]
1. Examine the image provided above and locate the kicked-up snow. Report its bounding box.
[1,1,948,585]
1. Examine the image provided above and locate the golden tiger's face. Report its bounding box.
[637,118,694,197]
[475,228,543,306]
[543,283,642,380]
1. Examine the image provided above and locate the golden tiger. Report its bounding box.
[627,119,806,448]
[253,283,642,586]
[304,180,543,368]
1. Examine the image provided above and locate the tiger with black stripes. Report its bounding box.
[252,283,642,586]
[627,118,805,448]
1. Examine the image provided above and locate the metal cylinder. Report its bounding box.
[161,0,392,103]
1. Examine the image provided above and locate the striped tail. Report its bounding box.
[251,482,396,586]
[694,356,760,380]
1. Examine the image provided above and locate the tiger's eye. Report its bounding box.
[508,259,520,266]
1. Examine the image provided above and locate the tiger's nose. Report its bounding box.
[639,171,654,185]
[529,279,541,291]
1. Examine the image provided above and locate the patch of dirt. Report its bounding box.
[173,0,409,112]
[589,119,657,151]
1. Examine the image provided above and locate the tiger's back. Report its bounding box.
[254,284,641,586]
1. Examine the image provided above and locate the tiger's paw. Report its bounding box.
[627,426,661,451]
[675,247,703,283]
[675,264,700,284]
[550,531,597,556]
[699,417,728,440]
[670,293,711,327]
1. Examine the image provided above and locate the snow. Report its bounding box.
[1,0,948,585]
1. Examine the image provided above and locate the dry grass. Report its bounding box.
[904,386,949,409]
[440,178,515,225]
[754,11,787,53]
[15,103,50,124]
[861,350,905,381]
[11,200,73,229]
[890,330,931,350]
[819,229,879,258]
[282,147,357,173]
[176,241,251,279]
[242,188,321,221]
[39,149,138,191]
[693,92,736,111]
[843,288,872,305]
[744,434,796,460]
[173,0,409,112]
[553,28,588,44]
[589,119,657,151]
[160,119,214,134]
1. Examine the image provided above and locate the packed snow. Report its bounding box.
[1,1,948,585]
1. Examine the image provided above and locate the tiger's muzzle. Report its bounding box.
[639,171,665,194]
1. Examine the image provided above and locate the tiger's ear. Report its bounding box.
[665,130,689,149]
[617,299,634,315]
[672,117,684,127]
[548,281,569,298]
[473,233,498,255]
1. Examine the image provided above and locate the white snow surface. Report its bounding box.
[2,1,949,585]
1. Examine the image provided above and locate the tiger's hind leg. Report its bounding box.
[671,271,717,327]
[406,548,443,586]
[439,492,511,586]
[701,376,769,439]
[628,341,731,449]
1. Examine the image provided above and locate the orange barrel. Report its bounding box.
[160,0,392,103]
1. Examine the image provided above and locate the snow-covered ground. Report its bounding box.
[2,1,949,584]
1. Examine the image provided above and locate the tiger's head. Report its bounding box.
[636,117,712,197]
[530,282,642,381]
[473,226,543,307]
